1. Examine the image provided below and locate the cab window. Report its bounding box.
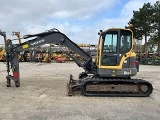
[120,30,132,53]
[102,31,118,53]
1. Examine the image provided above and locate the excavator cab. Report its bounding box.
[96,28,138,78]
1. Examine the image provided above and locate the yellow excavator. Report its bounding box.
[12,31,29,62]
[0,30,7,61]
[12,31,22,44]
[5,28,153,97]
[0,47,5,61]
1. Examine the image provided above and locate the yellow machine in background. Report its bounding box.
[40,46,52,63]
[41,53,52,63]
[0,30,7,61]
[12,31,27,62]
[12,31,22,44]
[0,48,5,61]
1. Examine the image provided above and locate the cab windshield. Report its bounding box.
[102,31,118,53]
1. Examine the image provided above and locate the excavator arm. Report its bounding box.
[5,28,96,87]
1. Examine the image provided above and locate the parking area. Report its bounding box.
[0,62,160,120]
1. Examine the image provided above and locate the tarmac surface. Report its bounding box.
[0,62,160,120]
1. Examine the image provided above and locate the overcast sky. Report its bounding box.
[0,0,157,44]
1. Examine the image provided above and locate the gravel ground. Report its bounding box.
[0,62,160,120]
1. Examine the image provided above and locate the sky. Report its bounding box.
[0,0,158,44]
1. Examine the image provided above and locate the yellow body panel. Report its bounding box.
[22,44,29,49]
[99,51,136,69]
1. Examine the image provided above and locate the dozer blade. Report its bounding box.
[67,74,81,96]
[67,77,153,97]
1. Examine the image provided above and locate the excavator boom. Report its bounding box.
[5,28,96,87]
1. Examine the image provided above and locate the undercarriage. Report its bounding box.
[67,75,153,97]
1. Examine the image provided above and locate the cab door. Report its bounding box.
[100,30,120,67]
[119,30,132,68]
[99,29,132,69]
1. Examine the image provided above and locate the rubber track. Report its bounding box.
[81,78,153,97]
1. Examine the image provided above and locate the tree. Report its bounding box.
[146,38,157,52]
[151,1,160,55]
[127,3,154,52]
